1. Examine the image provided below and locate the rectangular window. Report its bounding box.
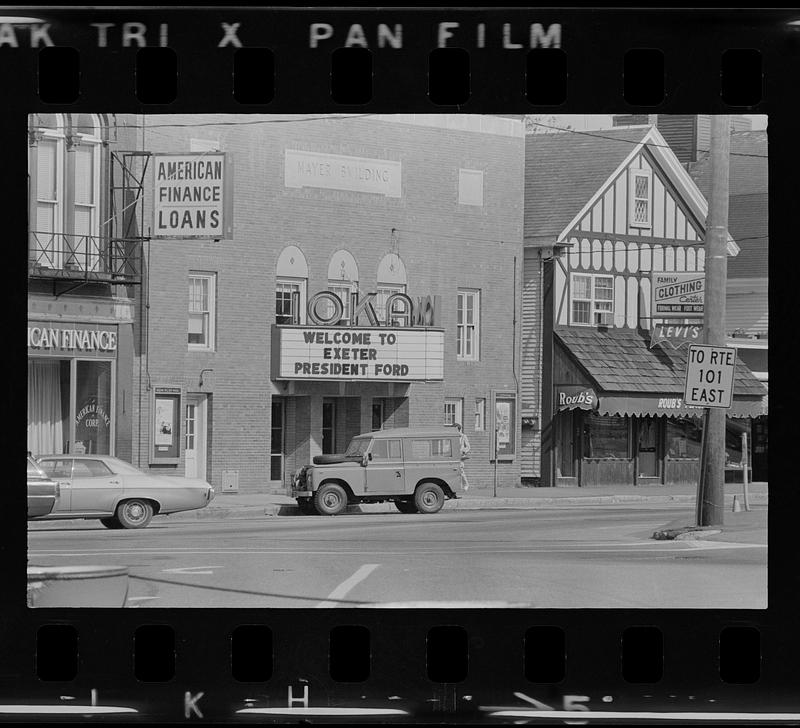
[375,285,406,324]
[585,414,630,458]
[327,283,353,324]
[629,169,652,228]
[371,400,384,431]
[188,273,216,350]
[570,274,614,326]
[371,439,402,460]
[458,168,484,206]
[276,277,305,325]
[457,290,480,360]
[444,398,463,427]
[475,398,486,431]
[410,438,453,460]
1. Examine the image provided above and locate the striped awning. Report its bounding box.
[598,394,766,419]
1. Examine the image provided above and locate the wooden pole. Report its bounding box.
[699,115,731,527]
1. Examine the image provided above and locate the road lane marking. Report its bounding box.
[317,563,379,608]
[162,565,222,575]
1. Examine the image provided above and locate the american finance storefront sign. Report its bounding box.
[272,326,444,381]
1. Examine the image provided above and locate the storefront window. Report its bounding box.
[725,418,750,466]
[27,359,70,455]
[74,360,112,455]
[28,357,113,457]
[585,413,629,458]
[666,417,702,459]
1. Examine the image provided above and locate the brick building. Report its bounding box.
[27,113,143,463]
[120,114,524,493]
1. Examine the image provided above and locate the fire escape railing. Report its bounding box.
[28,231,143,284]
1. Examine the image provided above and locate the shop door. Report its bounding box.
[270,399,285,483]
[322,399,337,454]
[637,418,660,481]
[184,395,207,480]
[554,410,578,481]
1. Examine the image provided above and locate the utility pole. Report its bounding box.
[698,115,731,527]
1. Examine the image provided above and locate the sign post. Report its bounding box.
[684,343,737,526]
[742,431,751,511]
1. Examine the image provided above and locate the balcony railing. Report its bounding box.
[28,231,143,285]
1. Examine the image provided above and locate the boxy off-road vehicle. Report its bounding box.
[292,427,464,515]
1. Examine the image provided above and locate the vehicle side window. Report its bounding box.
[409,438,452,460]
[72,460,113,477]
[39,459,72,479]
[371,439,402,460]
[27,458,45,477]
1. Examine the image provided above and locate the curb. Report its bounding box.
[164,493,767,522]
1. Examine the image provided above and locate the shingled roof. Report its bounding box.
[555,327,766,398]
[524,126,651,240]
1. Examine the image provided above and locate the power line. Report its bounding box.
[525,119,768,159]
[111,113,376,130]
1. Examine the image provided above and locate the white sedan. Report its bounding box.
[34,455,215,529]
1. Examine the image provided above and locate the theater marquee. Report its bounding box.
[272,326,444,381]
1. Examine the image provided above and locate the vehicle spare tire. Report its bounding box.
[312,454,348,465]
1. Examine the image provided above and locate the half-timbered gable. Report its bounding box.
[544,126,737,330]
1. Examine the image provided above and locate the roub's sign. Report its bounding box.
[651,273,705,319]
[152,153,232,239]
[556,385,598,411]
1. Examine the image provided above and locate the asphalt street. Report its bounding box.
[28,506,767,609]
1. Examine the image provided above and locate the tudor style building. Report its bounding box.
[521,125,767,487]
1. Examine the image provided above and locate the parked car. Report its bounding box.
[34,455,215,529]
[27,455,59,519]
[292,427,464,516]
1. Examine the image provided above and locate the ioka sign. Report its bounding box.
[152,153,231,239]
[683,344,737,408]
[273,291,443,381]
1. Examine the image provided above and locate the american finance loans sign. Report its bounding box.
[152,153,231,238]
[273,327,444,381]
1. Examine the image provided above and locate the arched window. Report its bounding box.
[28,113,102,271]
[276,246,309,324]
[327,250,359,324]
[375,253,408,325]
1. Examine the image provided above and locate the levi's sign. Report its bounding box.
[153,153,228,238]
[651,273,705,318]
[683,345,737,408]
[273,327,444,381]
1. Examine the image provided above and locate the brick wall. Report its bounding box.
[126,114,524,492]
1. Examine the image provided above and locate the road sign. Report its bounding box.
[651,272,705,318]
[684,344,737,408]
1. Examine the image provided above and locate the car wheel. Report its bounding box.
[394,500,418,514]
[414,482,445,514]
[314,483,348,516]
[115,499,154,529]
[100,517,123,529]
[297,499,318,515]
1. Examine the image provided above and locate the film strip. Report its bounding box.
[4,6,793,724]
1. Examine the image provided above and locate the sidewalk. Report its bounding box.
[163,481,768,521]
